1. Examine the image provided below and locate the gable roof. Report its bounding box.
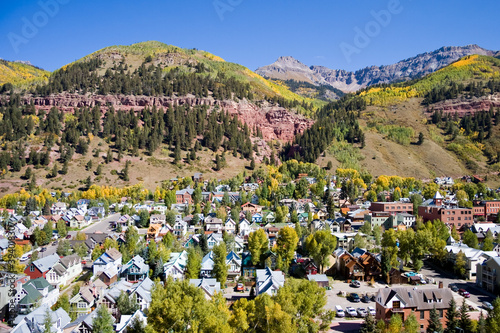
[377,287,452,311]
[31,253,60,273]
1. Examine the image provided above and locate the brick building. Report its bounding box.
[375,287,453,332]
[370,201,413,215]
[418,191,473,228]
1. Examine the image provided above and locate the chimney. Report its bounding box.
[438,281,443,289]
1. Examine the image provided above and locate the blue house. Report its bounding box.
[252,213,263,223]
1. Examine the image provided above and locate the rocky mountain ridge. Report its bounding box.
[256,45,499,92]
[13,93,312,142]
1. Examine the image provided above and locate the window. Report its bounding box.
[420,311,425,319]
[30,265,35,272]
[392,301,401,309]
[439,309,443,318]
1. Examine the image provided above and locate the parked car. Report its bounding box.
[350,280,361,288]
[335,305,345,318]
[52,241,57,246]
[357,307,368,318]
[81,260,87,265]
[20,253,31,261]
[449,284,459,292]
[349,293,360,302]
[345,306,357,317]
[370,295,376,302]
[483,301,494,311]
[66,235,72,239]
[40,247,47,252]
[361,295,370,303]
[367,306,376,316]
[458,289,470,298]
[236,283,244,292]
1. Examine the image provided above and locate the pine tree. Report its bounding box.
[212,242,228,286]
[360,314,377,333]
[427,306,443,333]
[92,306,114,333]
[445,298,458,333]
[458,298,472,332]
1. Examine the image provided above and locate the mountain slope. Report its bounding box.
[0,59,49,87]
[256,45,498,93]
[57,41,324,111]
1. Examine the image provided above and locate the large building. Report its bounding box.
[473,200,500,219]
[375,287,453,332]
[370,201,413,215]
[418,191,473,228]
[476,256,500,293]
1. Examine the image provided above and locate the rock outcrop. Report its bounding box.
[426,94,500,117]
[19,93,312,142]
[256,45,499,93]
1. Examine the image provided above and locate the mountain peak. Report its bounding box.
[257,45,498,92]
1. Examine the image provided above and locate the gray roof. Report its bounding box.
[307,274,329,283]
[189,278,221,297]
[32,253,60,273]
[376,287,453,311]
[12,304,71,333]
[59,254,80,268]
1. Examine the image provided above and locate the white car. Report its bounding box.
[367,306,376,316]
[357,307,368,318]
[345,306,357,317]
[335,305,345,317]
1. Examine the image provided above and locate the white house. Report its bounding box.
[92,248,123,278]
[174,221,188,237]
[224,218,236,234]
[255,268,285,296]
[163,251,189,280]
[238,219,251,236]
[11,305,70,333]
[46,254,82,287]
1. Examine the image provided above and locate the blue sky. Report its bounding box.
[1,0,499,72]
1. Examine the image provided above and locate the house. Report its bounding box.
[173,220,188,237]
[120,256,149,282]
[150,214,166,225]
[98,266,119,286]
[164,251,189,280]
[233,236,245,255]
[93,248,122,279]
[476,256,500,293]
[189,278,221,299]
[200,251,215,278]
[252,213,263,223]
[375,287,453,332]
[205,216,224,233]
[45,254,82,287]
[193,172,203,183]
[12,305,70,333]
[241,202,263,214]
[238,219,252,236]
[176,188,194,204]
[115,214,134,229]
[63,307,116,333]
[388,268,407,285]
[69,287,96,318]
[394,213,416,229]
[25,254,60,279]
[307,274,329,288]
[130,277,154,311]
[207,233,223,249]
[115,310,147,333]
[255,267,285,296]
[97,280,134,319]
[147,223,163,240]
[338,252,365,281]
[15,277,59,315]
[227,251,242,280]
[51,202,67,215]
[418,191,473,228]
[265,212,275,223]
[445,243,497,280]
[224,218,236,234]
[241,251,256,278]
[359,252,382,281]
